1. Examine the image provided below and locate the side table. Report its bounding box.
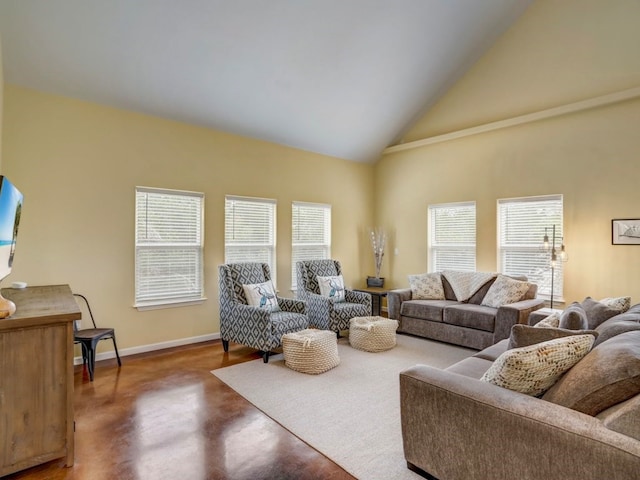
[353,286,389,317]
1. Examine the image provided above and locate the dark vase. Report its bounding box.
[366,276,384,288]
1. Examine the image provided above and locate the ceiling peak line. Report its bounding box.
[384,85,640,155]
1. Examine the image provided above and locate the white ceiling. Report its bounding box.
[0,0,533,163]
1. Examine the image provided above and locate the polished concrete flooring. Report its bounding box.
[6,341,356,480]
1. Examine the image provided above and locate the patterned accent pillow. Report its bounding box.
[534,312,561,328]
[242,281,280,312]
[317,275,346,303]
[480,334,594,396]
[481,275,531,308]
[408,272,444,300]
[600,296,631,313]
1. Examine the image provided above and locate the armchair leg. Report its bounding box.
[222,339,229,352]
[263,351,270,363]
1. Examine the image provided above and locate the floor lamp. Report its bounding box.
[542,225,568,309]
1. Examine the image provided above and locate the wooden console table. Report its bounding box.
[0,284,80,476]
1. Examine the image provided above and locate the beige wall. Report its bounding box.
[2,85,374,352]
[376,0,640,306]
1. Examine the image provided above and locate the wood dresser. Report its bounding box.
[0,284,80,476]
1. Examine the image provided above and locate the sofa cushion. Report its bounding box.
[597,395,640,441]
[594,315,640,346]
[581,296,621,329]
[481,275,531,308]
[445,356,493,380]
[559,302,588,330]
[473,339,509,362]
[443,304,496,333]
[507,324,598,349]
[400,300,455,322]
[480,334,594,396]
[408,272,445,300]
[542,330,640,416]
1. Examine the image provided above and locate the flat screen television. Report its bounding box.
[0,176,23,282]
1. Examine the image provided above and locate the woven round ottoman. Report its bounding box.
[282,329,340,374]
[349,316,399,352]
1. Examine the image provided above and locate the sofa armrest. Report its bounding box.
[400,365,640,480]
[387,288,412,320]
[494,298,545,341]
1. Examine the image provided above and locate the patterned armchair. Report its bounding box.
[296,259,371,335]
[219,262,308,362]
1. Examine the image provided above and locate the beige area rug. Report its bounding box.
[212,333,474,480]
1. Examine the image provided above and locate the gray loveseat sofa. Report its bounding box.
[388,272,544,350]
[399,304,640,480]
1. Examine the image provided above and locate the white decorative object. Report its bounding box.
[369,227,386,281]
[242,281,280,311]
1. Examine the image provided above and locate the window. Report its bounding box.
[291,202,331,290]
[498,195,563,300]
[428,202,476,272]
[135,187,204,308]
[225,196,277,278]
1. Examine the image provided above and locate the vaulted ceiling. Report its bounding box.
[0,0,533,162]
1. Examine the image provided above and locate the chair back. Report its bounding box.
[296,260,341,297]
[73,293,98,331]
[219,262,272,305]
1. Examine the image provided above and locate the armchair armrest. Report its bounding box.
[400,365,640,480]
[278,296,306,314]
[230,303,271,330]
[345,289,371,307]
[494,298,545,341]
[387,288,412,320]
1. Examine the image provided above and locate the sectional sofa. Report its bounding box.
[399,303,640,479]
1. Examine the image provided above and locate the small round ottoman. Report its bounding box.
[282,329,340,374]
[349,316,399,352]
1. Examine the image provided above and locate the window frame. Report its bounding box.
[428,201,477,273]
[291,201,331,290]
[497,194,564,302]
[224,195,277,282]
[134,186,205,310]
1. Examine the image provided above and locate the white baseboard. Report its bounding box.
[73,332,220,366]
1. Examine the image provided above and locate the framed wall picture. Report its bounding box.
[612,219,640,245]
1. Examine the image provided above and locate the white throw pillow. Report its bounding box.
[600,296,631,313]
[408,272,445,300]
[242,281,280,312]
[480,334,594,396]
[317,275,346,303]
[534,312,561,329]
[481,275,531,308]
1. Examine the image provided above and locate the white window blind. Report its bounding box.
[428,202,476,272]
[291,202,331,290]
[498,195,563,299]
[225,196,277,279]
[135,187,204,308]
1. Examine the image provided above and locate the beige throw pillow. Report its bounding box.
[408,272,445,300]
[242,281,280,312]
[480,334,595,396]
[534,312,561,328]
[600,296,631,314]
[481,274,530,308]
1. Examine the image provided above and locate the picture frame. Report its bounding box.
[612,219,640,245]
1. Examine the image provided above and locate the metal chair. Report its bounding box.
[73,293,121,381]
